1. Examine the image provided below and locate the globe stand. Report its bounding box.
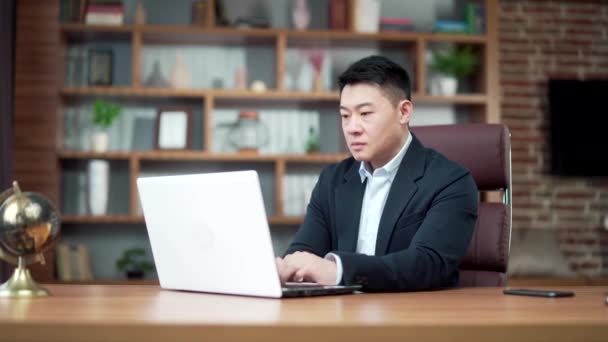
[0,256,49,298]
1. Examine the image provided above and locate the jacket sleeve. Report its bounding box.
[334,171,478,292]
[284,167,332,257]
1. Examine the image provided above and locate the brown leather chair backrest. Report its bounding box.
[411,124,512,286]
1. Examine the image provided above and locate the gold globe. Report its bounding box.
[0,181,60,298]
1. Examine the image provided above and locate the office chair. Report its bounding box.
[411,124,512,286]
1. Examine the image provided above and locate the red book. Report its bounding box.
[329,0,348,30]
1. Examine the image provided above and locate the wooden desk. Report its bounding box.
[0,285,606,341]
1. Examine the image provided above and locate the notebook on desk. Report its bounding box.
[137,170,361,298]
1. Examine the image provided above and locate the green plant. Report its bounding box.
[430,47,478,79]
[304,126,320,153]
[115,247,155,275]
[92,99,121,128]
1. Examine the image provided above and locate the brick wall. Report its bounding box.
[499,0,608,276]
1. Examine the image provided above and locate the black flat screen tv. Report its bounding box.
[548,79,608,177]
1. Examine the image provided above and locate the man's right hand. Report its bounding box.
[275,251,337,285]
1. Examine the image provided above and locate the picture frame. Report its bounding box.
[155,108,192,150]
[88,49,113,86]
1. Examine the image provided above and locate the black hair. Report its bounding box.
[337,55,412,105]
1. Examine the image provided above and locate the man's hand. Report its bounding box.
[275,251,337,285]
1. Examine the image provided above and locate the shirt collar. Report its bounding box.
[359,132,413,183]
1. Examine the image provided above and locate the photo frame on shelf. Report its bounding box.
[155,108,192,150]
[88,49,113,86]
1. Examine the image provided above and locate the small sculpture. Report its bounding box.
[292,0,311,30]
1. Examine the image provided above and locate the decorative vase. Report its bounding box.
[430,75,458,96]
[292,0,310,30]
[87,159,109,215]
[170,52,191,88]
[313,72,323,92]
[126,269,144,279]
[234,67,247,89]
[90,131,109,152]
[144,60,170,88]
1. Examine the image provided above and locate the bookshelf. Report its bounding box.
[54,0,500,282]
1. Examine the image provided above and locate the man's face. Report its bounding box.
[339,83,412,170]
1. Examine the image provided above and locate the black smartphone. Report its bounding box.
[503,288,575,298]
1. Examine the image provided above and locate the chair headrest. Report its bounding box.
[411,124,511,191]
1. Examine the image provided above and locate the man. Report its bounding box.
[275,55,478,292]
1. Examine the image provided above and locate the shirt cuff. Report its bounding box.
[324,252,343,285]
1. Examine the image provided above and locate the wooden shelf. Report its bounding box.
[61,214,304,225]
[62,215,143,224]
[58,150,132,160]
[414,94,487,104]
[58,150,349,163]
[60,23,487,45]
[62,23,134,32]
[60,87,340,101]
[61,23,134,41]
[61,87,487,105]
[286,29,487,45]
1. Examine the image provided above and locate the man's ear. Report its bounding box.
[398,99,413,125]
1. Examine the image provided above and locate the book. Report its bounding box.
[56,243,94,281]
[352,0,380,33]
[433,20,468,33]
[85,2,124,25]
[328,0,348,30]
[380,17,416,32]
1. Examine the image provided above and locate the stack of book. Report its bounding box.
[433,20,468,34]
[433,2,485,34]
[85,0,124,25]
[191,0,208,26]
[59,0,85,23]
[56,243,94,281]
[380,17,416,32]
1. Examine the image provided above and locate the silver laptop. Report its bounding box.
[137,170,361,298]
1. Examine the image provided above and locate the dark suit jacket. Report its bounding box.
[285,133,478,292]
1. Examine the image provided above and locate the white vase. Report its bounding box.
[430,75,458,96]
[90,131,109,152]
[88,159,109,215]
[170,52,192,89]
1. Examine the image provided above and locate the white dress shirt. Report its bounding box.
[326,132,413,284]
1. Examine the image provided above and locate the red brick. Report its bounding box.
[500,16,527,25]
[558,37,595,45]
[539,47,580,56]
[521,4,561,13]
[500,3,519,13]
[503,45,535,55]
[563,250,587,258]
[545,71,582,79]
[537,18,596,26]
[564,27,603,36]
[501,54,531,65]
[556,60,595,68]
[556,191,596,199]
[575,262,600,270]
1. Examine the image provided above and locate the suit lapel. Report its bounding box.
[375,134,426,255]
[335,161,366,252]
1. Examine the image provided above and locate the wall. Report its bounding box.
[499,0,608,276]
[11,0,59,281]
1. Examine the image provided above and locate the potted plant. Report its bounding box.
[429,46,478,96]
[90,98,121,152]
[116,247,155,279]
